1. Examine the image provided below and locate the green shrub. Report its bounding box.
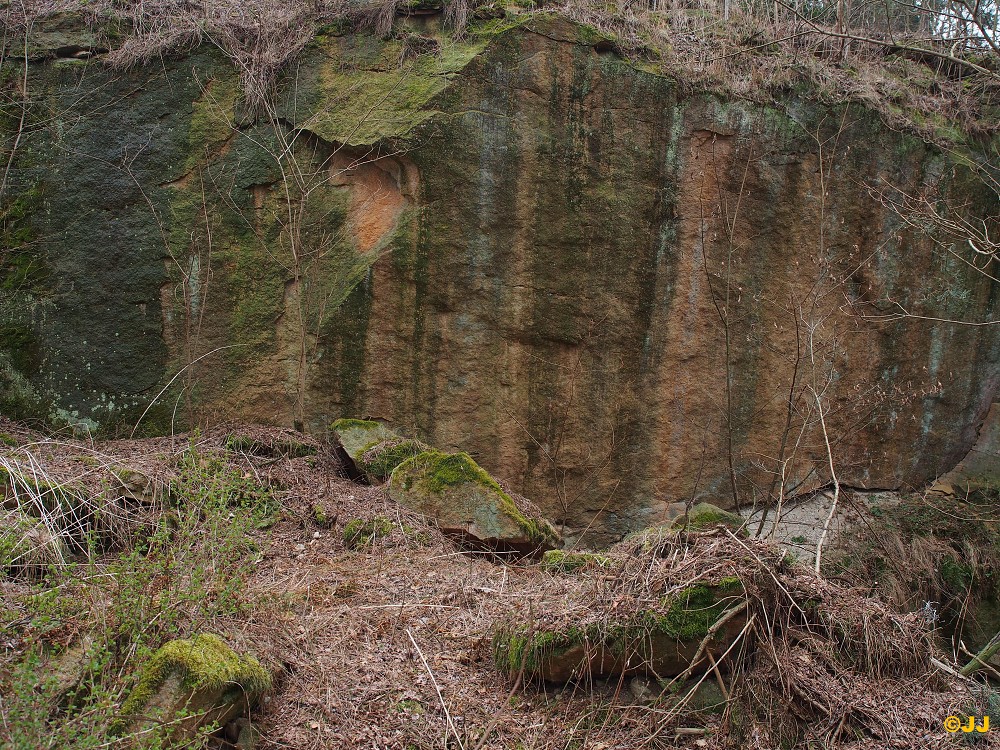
[0,440,278,748]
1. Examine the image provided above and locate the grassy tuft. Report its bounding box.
[343,515,394,547]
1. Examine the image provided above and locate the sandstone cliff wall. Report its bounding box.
[2,15,998,541]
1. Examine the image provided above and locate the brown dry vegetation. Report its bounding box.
[1,0,999,143]
[0,418,995,749]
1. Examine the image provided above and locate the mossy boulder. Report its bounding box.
[493,578,746,682]
[669,503,747,537]
[119,634,271,738]
[358,437,429,482]
[331,418,405,481]
[540,549,610,573]
[388,450,561,554]
[330,417,429,482]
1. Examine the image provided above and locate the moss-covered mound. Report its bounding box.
[493,578,745,682]
[670,502,747,536]
[388,450,561,554]
[540,549,611,573]
[225,431,318,459]
[120,634,271,737]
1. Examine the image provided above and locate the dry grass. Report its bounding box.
[2,0,998,144]
[555,1,1000,145]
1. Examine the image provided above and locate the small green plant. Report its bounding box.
[958,686,1000,744]
[395,697,425,713]
[342,516,393,547]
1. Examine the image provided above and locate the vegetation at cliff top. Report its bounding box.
[1,0,998,145]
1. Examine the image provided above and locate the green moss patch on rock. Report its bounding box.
[644,577,744,642]
[540,549,611,573]
[119,633,270,737]
[388,450,561,554]
[358,437,429,483]
[291,26,501,146]
[669,503,747,537]
[492,578,746,682]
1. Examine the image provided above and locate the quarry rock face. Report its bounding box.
[2,16,999,543]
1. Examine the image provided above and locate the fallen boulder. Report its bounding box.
[330,419,427,482]
[119,633,271,738]
[388,450,561,554]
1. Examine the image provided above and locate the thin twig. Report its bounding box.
[406,628,466,750]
